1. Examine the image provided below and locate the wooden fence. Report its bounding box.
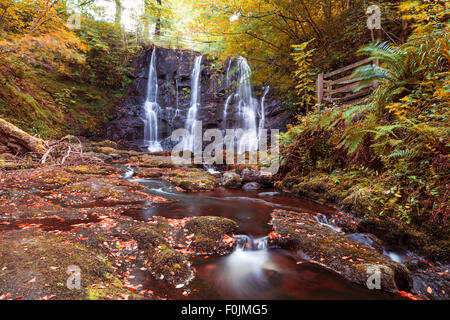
[316,58,379,105]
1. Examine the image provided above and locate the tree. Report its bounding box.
[114,0,123,29]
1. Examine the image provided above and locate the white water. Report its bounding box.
[123,167,134,179]
[226,58,233,89]
[222,94,235,128]
[217,235,274,297]
[259,86,270,131]
[175,78,181,117]
[142,50,163,152]
[222,57,267,154]
[183,55,203,151]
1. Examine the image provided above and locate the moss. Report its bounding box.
[280,172,450,262]
[183,216,238,252]
[270,210,412,293]
[65,165,112,175]
[0,230,142,300]
[135,168,164,179]
[169,169,218,192]
[87,276,143,300]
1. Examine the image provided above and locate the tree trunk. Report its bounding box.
[155,0,162,36]
[114,0,123,29]
[0,119,47,154]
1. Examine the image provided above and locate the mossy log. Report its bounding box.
[0,118,47,154]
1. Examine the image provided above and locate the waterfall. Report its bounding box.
[223,57,267,154]
[234,235,269,252]
[259,86,270,131]
[223,94,235,129]
[142,49,163,152]
[183,55,203,151]
[226,58,233,89]
[175,78,180,117]
[236,57,259,153]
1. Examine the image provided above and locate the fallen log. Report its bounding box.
[0,118,47,154]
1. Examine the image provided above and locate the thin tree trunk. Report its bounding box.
[155,0,162,36]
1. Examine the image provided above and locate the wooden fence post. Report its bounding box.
[316,73,324,106]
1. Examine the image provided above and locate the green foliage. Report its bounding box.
[291,40,317,112]
[280,19,449,227]
[77,20,135,90]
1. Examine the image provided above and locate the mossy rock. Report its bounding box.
[270,209,412,293]
[0,230,143,300]
[151,248,193,284]
[129,222,169,252]
[89,140,118,149]
[169,169,218,192]
[135,168,164,179]
[221,171,243,189]
[64,165,113,175]
[183,216,238,252]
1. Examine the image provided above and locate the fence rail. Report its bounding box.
[316,58,379,105]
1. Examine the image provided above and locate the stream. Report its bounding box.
[122,172,402,300]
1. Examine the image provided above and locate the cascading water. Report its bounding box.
[259,86,270,131]
[236,57,259,153]
[183,55,203,151]
[142,50,163,152]
[216,235,272,297]
[223,57,266,153]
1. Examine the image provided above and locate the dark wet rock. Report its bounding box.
[410,268,450,300]
[182,216,238,253]
[106,47,288,148]
[221,171,242,189]
[270,209,412,293]
[168,169,218,192]
[242,182,262,191]
[258,192,280,197]
[346,233,384,254]
[241,169,273,185]
[328,211,360,233]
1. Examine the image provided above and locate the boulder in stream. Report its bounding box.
[221,171,243,189]
[269,209,412,293]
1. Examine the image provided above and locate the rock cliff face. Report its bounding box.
[106,47,289,150]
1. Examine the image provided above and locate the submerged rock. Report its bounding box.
[269,209,412,293]
[242,182,262,191]
[258,192,280,197]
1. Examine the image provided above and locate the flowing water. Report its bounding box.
[183,55,203,151]
[123,176,401,300]
[259,86,270,131]
[142,50,163,152]
[223,57,266,154]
